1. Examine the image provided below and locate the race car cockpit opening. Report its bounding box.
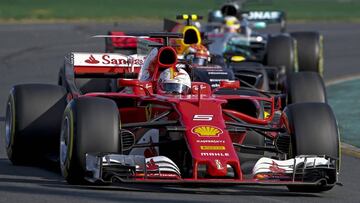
[184,28,199,44]
[158,47,177,66]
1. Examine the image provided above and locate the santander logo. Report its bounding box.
[85,55,100,64]
[83,54,144,66]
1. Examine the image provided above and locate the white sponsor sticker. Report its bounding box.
[192,85,208,91]
[200,152,230,157]
[248,11,281,20]
[215,159,224,170]
[72,52,145,67]
[193,115,213,121]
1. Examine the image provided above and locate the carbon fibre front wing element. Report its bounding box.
[85,153,337,187]
[85,154,181,183]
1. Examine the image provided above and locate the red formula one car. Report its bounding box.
[5,33,339,192]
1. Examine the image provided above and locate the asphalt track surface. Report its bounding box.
[0,22,360,202]
[328,79,360,148]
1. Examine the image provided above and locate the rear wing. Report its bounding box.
[67,32,181,78]
[65,52,145,78]
[164,14,203,32]
[105,31,163,53]
[137,38,162,55]
[241,11,286,32]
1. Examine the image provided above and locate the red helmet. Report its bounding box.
[184,44,210,66]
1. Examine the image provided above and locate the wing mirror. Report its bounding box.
[118,78,141,87]
[219,80,240,89]
[118,79,153,95]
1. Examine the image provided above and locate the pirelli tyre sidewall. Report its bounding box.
[60,107,74,180]
[283,102,340,192]
[6,84,67,165]
[290,32,324,76]
[5,93,16,161]
[60,97,120,184]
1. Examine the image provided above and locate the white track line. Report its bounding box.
[326,74,360,86]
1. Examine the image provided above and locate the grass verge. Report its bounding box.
[0,0,359,22]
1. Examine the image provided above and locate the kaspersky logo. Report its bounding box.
[85,55,100,64]
[192,125,223,137]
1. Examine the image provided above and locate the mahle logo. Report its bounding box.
[192,125,223,137]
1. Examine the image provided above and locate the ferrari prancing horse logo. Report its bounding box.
[145,104,152,121]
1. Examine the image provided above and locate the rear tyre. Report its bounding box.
[266,35,298,75]
[284,103,339,192]
[286,72,326,104]
[60,97,120,184]
[5,84,67,165]
[291,32,323,76]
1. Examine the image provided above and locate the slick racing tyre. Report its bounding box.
[286,72,326,104]
[291,32,324,76]
[266,34,298,75]
[284,103,340,192]
[6,84,67,165]
[60,97,120,184]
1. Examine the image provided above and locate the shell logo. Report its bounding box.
[192,125,223,137]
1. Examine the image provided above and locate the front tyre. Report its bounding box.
[284,103,340,192]
[60,97,120,184]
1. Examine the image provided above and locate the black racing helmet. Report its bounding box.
[221,2,241,17]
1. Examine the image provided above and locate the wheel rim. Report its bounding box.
[5,102,13,148]
[60,116,70,171]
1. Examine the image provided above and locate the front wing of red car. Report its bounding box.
[85,153,337,187]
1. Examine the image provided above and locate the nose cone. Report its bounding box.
[207,159,228,176]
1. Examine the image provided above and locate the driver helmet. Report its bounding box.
[223,16,241,33]
[158,68,191,94]
[208,10,223,23]
[184,44,210,66]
